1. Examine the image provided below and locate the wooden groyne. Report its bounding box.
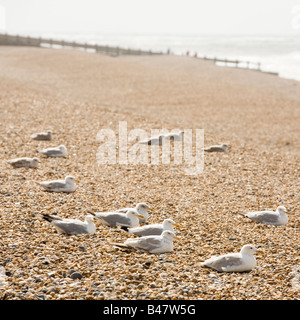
[199,56,279,76]
[0,33,164,57]
[186,51,279,76]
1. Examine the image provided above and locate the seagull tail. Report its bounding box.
[111,243,137,251]
[230,211,246,217]
[42,213,62,222]
[87,210,96,216]
[42,214,55,223]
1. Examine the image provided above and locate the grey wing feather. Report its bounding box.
[205,255,243,271]
[133,236,162,251]
[96,212,130,227]
[246,212,279,224]
[41,181,66,189]
[129,225,163,236]
[53,220,88,235]
[41,149,62,156]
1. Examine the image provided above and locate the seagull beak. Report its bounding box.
[138,215,144,219]
[174,223,180,227]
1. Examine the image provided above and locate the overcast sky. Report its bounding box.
[0,0,299,35]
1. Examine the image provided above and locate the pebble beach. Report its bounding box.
[0,46,299,300]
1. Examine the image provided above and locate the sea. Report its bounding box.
[29,33,300,82]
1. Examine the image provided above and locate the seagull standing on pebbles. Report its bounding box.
[245,206,288,226]
[42,214,96,235]
[7,157,40,168]
[31,130,52,141]
[39,145,67,157]
[38,175,76,193]
[201,244,258,272]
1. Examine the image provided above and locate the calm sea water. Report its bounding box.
[36,33,300,81]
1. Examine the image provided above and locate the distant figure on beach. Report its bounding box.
[31,130,52,141]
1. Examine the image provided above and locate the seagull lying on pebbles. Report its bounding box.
[31,130,52,141]
[89,209,143,228]
[7,157,40,168]
[164,131,184,141]
[39,145,67,157]
[42,214,96,235]
[116,203,151,223]
[113,230,176,254]
[203,144,228,152]
[38,175,76,193]
[139,135,165,146]
[245,206,288,226]
[128,219,179,236]
[201,244,258,272]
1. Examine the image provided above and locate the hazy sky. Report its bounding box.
[0,0,299,35]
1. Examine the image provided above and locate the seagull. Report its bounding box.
[245,206,288,226]
[38,145,67,157]
[89,209,143,228]
[113,230,176,254]
[128,219,179,236]
[31,130,52,141]
[42,214,96,235]
[203,144,228,152]
[7,157,40,168]
[139,135,165,146]
[116,203,151,223]
[201,244,258,272]
[164,131,184,141]
[38,175,76,193]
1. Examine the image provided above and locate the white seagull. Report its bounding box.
[31,130,52,141]
[38,175,76,193]
[90,209,143,228]
[39,144,67,157]
[7,157,40,168]
[116,203,151,223]
[113,230,176,254]
[203,144,228,152]
[139,135,165,146]
[245,206,288,226]
[201,244,258,272]
[128,219,179,236]
[164,131,184,141]
[42,214,96,235]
